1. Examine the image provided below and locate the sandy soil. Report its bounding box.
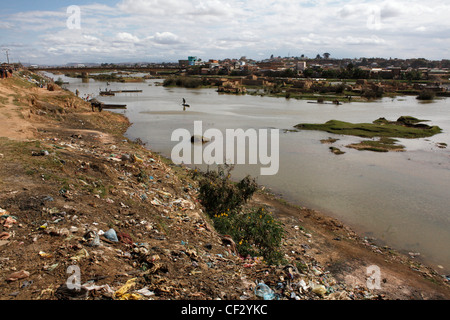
[0,84,38,140]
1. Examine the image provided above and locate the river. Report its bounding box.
[48,73,450,274]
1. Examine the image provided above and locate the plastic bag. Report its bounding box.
[254,282,275,300]
[104,228,119,242]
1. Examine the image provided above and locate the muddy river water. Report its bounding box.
[53,74,450,274]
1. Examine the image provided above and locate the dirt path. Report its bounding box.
[0,82,37,141]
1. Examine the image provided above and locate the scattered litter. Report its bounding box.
[7,270,30,282]
[55,284,89,300]
[83,284,115,298]
[254,282,276,300]
[2,216,17,228]
[70,248,89,262]
[39,251,53,259]
[32,150,49,156]
[84,230,101,247]
[114,278,140,300]
[0,232,11,240]
[117,232,133,245]
[311,283,327,297]
[136,287,155,298]
[104,229,119,242]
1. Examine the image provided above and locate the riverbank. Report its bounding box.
[158,74,450,103]
[0,70,449,300]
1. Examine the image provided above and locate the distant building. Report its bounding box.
[429,69,449,75]
[179,60,189,67]
[388,67,401,78]
[256,61,286,71]
[297,61,306,71]
[188,56,197,66]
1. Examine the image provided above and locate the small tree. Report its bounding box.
[417,90,435,100]
[54,77,64,86]
[194,165,285,264]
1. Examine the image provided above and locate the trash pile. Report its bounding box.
[0,128,369,301]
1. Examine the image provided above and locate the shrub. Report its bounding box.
[54,77,64,86]
[232,207,285,264]
[417,90,435,100]
[196,165,257,216]
[163,77,202,88]
[362,88,383,99]
[195,165,285,264]
[334,83,346,94]
[163,77,175,86]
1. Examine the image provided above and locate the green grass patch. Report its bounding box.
[295,116,442,139]
[347,137,405,152]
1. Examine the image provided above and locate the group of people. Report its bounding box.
[0,67,13,79]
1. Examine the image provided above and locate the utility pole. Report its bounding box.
[3,48,10,64]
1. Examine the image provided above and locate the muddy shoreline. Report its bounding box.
[0,71,449,300]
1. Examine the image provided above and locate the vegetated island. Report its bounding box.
[295,116,443,153]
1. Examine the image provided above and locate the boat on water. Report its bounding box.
[99,91,115,96]
[102,104,127,109]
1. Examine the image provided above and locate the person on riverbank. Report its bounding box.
[0,68,4,79]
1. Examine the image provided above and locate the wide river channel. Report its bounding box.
[50,73,450,274]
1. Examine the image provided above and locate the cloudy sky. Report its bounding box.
[1,0,449,65]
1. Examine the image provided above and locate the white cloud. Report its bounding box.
[117,0,238,17]
[337,35,386,46]
[2,0,450,64]
[150,32,181,45]
[0,21,13,29]
[116,32,140,43]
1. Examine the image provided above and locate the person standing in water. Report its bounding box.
[182,98,190,111]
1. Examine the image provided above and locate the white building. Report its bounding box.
[297,61,306,71]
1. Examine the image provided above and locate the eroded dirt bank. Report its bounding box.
[0,71,449,300]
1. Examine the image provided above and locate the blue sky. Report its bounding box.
[1,0,449,65]
[2,0,109,13]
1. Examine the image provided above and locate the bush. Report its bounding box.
[194,165,285,264]
[417,90,435,100]
[54,77,64,86]
[362,88,383,99]
[334,83,346,94]
[163,77,175,86]
[163,76,202,88]
[196,165,257,216]
[231,207,285,264]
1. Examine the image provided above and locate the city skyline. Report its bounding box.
[1,0,450,65]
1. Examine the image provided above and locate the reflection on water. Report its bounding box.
[52,73,450,273]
